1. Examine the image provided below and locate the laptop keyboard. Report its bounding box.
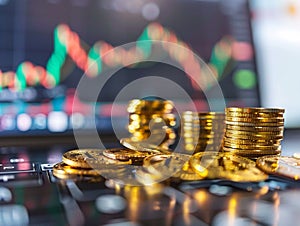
[1,146,300,226]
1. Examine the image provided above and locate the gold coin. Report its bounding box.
[182,111,225,119]
[130,112,176,119]
[226,111,284,118]
[224,133,283,140]
[189,152,268,182]
[62,149,106,169]
[226,152,281,159]
[225,116,284,123]
[223,142,281,150]
[224,137,281,145]
[128,119,175,130]
[225,130,284,137]
[127,99,174,113]
[129,113,176,123]
[225,124,284,132]
[226,107,285,114]
[120,137,171,154]
[103,148,156,163]
[256,156,300,180]
[179,161,204,181]
[143,153,190,176]
[52,162,100,179]
[222,146,281,154]
[225,129,283,136]
[62,164,100,176]
[52,162,78,179]
[225,120,284,127]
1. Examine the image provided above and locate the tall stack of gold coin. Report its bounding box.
[182,111,225,153]
[222,107,285,159]
[127,99,177,149]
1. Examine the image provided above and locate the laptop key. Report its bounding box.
[0,186,12,202]
[0,162,36,174]
[0,204,29,226]
[0,172,42,187]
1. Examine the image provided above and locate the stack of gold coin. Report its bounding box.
[53,149,103,180]
[222,107,285,159]
[181,111,225,153]
[126,99,177,149]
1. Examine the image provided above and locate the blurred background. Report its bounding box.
[0,0,299,144]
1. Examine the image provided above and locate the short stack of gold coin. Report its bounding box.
[53,148,158,180]
[222,107,285,159]
[181,111,225,153]
[127,99,177,149]
[53,149,103,180]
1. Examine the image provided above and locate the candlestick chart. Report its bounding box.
[0,22,251,93]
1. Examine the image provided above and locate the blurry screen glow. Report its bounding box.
[17,113,32,131]
[250,0,300,128]
[0,0,259,136]
[48,111,68,132]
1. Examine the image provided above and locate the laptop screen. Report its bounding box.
[0,0,259,137]
[250,0,300,128]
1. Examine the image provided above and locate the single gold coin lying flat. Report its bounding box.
[226,116,284,124]
[224,137,281,145]
[225,129,284,136]
[225,120,284,127]
[223,143,281,151]
[62,149,104,169]
[53,162,100,179]
[256,155,300,180]
[226,107,285,114]
[189,152,268,182]
[224,133,283,140]
[226,112,284,118]
[103,148,156,163]
[222,146,281,154]
[226,125,284,132]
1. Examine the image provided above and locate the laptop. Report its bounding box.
[0,0,299,225]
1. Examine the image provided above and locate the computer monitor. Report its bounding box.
[0,0,259,137]
[250,0,300,128]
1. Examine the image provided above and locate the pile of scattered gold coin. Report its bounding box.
[126,99,176,149]
[53,148,269,183]
[182,111,225,153]
[222,107,285,159]
[52,101,300,184]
